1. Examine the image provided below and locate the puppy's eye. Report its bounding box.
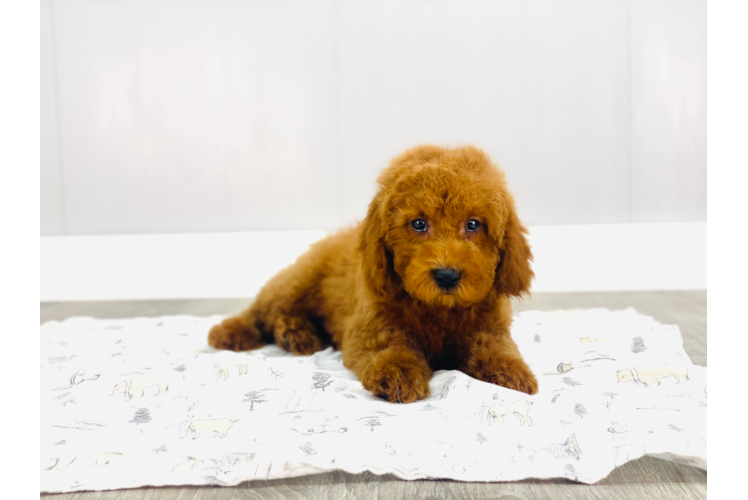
[466,219,481,232]
[411,219,428,232]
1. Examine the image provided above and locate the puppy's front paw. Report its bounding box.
[469,358,539,395]
[360,353,431,403]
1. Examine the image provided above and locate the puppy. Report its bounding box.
[208,145,538,401]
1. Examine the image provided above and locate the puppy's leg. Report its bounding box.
[344,331,432,403]
[208,307,268,352]
[209,234,337,354]
[273,315,323,355]
[461,332,538,395]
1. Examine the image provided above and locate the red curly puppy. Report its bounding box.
[208,145,538,401]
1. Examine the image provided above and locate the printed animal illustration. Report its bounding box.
[617,367,689,387]
[385,442,412,457]
[182,418,237,439]
[613,444,633,468]
[511,444,536,463]
[207,145,539,402]
[292,423,328,435]
[608,422,628,433]
[283,390,317,414]
[171,457,203,472]
[291,422,347,435]
[53,369,100,391]
[545,433,583,461]
[211,453,256,467]
[551,389,564,403]
[437,376,456,399]
[156,345,171,355]
[483,394,533,426]
[579,337,614,343]
[544,362,573,375]
[111,378,170,400]
[430,441,453,457]
[545,357,615,375]
[385,441,453,458]
[46,456,76,470]
[215,363,249,381]
[94,453,124,466]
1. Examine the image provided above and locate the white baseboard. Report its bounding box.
[40,222,705,302]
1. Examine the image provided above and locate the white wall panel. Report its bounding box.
[631,0,706,222]
[53,0,339,234]
[41,0,64,235]
[40,0,706,236]
[337,0,630,227]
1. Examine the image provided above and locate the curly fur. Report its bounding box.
[208,145,538,402]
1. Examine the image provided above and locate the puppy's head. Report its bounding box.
[359,145,533,308]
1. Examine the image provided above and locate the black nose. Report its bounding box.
[432,268,461,289]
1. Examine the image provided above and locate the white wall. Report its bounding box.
[41,0,706,236]
[41,0,64,235]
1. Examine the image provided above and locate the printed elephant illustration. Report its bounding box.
[617,367,689,387]
[111,378,170,400]
[182,418,237,439]
[483,394,533,426]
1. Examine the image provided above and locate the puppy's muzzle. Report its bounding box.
[432,268,461,290]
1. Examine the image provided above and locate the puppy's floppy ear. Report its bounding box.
[359,191,398,301]
[494,207,534,297]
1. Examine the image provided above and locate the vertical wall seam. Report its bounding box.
[48,0,67,235]
[332,0,343,229]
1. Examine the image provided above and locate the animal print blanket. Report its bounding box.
[40,309,706,492]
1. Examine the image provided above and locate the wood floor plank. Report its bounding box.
[40,291,707,499]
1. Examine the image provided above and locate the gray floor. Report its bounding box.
[41,291,707,499]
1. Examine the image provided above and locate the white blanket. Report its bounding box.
[40,309,706,492]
